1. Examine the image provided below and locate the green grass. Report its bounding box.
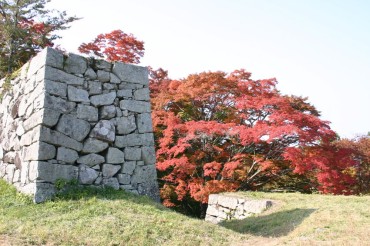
[1,180,369,246]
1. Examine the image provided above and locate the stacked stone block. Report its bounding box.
[205,194,273,223]
[0,48,159,202]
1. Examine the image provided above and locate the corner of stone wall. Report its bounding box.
[0,47,160,203]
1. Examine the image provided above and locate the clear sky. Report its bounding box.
[47,0,370,138]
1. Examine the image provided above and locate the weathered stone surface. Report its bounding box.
[102,177,119,190]
[84,68,97,80]
[117,89,132,98]
[102,164,121,178]
[137,113,153,133]
[88,81,102,95]
[141,146,156,165]
[43,66,84,85]
[119,100,151,113]
[112,62,148,85]
[39,126,83,151]
[34,161,78,182]
[244,200,273,214]
[140,133,155,146]
[3,152,16,163]
[110,73,121,84]
[106,148,124,164]
[124,147,141,161]
[218,196,238,209]
[131,165,157,184]
[27,47,63,77]
[64,53,87,74]
[90,120,115,143]
[97,70,110,82]
[20,126,40,146]
[57,147,79,164]
[82,138,109,153]
[56,114,90,141]
[0,147,3,160]
[121,161,136,175]
[79,164,99,184]
[43,94,76,113]
[90,92,116,106]
[33,182,56,203]
[116,115,136,134]
[208,194,219,205]
[115,133,141,148]
[77,104,98,122]
[77,153,105,166]
[23,141,56,161]
[94,59,111,71]
[103,82,116,90]
[44,80,67,97]
[23,108,61,131]
[134,88,150,101]
[100,105,116,119]
[67,86,90,103]
[117,173,130,184]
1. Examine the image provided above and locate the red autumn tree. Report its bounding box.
[78,29,144,64]
[150,68,336,216]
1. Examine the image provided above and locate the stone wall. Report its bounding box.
[0,47,159,203]
[205,194,273,224]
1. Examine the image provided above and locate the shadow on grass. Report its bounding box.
[220,208,316,237]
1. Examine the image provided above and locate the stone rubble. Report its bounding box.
[0,47,159,203]
[205,194,273,224]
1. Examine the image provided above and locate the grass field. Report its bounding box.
[1,179,369,245]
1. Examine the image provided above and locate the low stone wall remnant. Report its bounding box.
[0,47,159,202]
[205,194,273,224]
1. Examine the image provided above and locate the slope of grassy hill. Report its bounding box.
[0,179,369,245]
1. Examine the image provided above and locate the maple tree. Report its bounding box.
[0,0,78,77]
[149,68,338,216]
[78,29,144,64]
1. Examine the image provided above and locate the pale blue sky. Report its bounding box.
[48,0,370,138]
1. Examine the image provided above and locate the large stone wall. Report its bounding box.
[0,48,159,203]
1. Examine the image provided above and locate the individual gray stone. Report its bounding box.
[34,161,78,183]
[124,147,141,161]
[20,161,29,184]
[88,81,102,95]
[117,89,132,98]
[134,88,150,101]
[121,161,136,175]
[56,114,90,141]
[5,164,15,183]
[94,173,103,184]
[131,165,157,184]
[103,83,116,90]
[44,80,67,97]
[140,133,155,146]
[77,153,105,167]
[117,173,131,184]
[39,126,83,151]
[64,53,87,74]
[57,147,78,164]
[77,104,98,122]
[79,164,99,184]
[23,109,60,131]
[119,82,144,90]
[90,120,115,143]
[33,182,56,203]
[97,70,110,82]
[120,100,151,113]
[112,62,148,85]
[67,86,90,103]
[0,147,3,160]
[244,200,273,214]
[102,164,121,178]
[137,113,153,133]
[106,147,124,164]
[3,151,16,164]
[116,115,136,134]
[137,161,144,166]
[110,73,121,84]
[43,65,84,85]
[23,141,56,161]
[218,196,238,209]
[100,105,116,119]
[82,138,109,153]
[27,47,64,77]
[115,133,142,148]
[20,126,41,146]
[116,107,123,117]
[94,59,111,71]
[208,194,219,205]
[142,146,156,165]
[43,94,76,113]
[84,68,97,80]
[90,92,116,106]
[102,177,119,190]
[12,168,19,182]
